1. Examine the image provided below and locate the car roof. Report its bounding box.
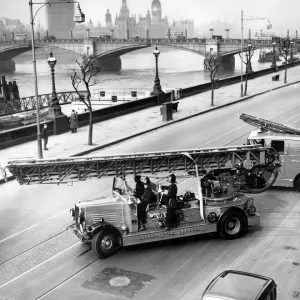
[204,270,273,300]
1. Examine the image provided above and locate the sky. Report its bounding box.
[2,0,300,37]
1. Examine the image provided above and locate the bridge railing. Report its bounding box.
[1,38,296,46]
[0,91,85,116]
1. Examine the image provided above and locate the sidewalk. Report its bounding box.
[1,66,300,182]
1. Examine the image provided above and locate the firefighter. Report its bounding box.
[133,175,146,231]
[160,174,178,230]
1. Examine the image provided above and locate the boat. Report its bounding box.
[254,30,281,63]
[0,115,22,129]
[258,48,281,63]
[19,109,49,125]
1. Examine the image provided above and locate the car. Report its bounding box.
[202,270,277,300]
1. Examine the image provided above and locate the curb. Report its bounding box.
[73,79,300,157]
[1,79,300,184]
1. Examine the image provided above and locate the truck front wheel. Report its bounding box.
[218,211,247,240]
[92,230,118,259]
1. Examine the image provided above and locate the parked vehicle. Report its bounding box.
[202,270,277,300]
[239,113,300,191]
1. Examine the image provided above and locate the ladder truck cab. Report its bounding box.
[239,113,300,192]
[7,145,280,259]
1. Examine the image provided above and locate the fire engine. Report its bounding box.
[7,145,280,259]
[238,113,300,192]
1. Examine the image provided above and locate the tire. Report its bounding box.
[295,176,300,192]
[92,230,118,259]
[218,210,247,240]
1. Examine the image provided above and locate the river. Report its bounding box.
[2,47,275,98]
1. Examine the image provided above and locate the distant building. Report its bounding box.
[114,0,193,39]
[0,18,23,31]
[72,0,194,40]
[45,0,75,38]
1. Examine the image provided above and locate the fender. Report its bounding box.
[89,222,123,246]
[217,207,248,232]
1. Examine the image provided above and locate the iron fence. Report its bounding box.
[0,91,85,116]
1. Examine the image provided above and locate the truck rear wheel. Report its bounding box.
[92,230,118,259]
[295,176,300,192]
[218,211,247,240]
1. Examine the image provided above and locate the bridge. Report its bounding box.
[1,37,298,72]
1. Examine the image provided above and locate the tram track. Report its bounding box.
[0,226,72,267]
[1,246,96,300]
[0,229,79,287]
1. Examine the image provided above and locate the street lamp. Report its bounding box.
[271,41,277,69]
[150,46,164,96]
[290,40,294,65]
[29,0,85,159]
[246,43,253,74]
[47,51,59,110]
[240,10,271,97]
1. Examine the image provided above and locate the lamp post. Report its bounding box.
[150,46,164,96]
[271,41,277,69]
[29,0,85,159]
[290,40,294,65]
[246,43,253,74]
[47,51,59,109]
[240,10,271,97]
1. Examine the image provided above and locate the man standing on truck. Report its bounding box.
[132,175,146,231]
[160,174,178,230]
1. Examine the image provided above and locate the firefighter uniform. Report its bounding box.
[133,176,146,229]
[161,174,178,229]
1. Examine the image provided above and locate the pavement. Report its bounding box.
[1,65,300,183]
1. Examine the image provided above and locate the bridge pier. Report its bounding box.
[218,55,235,70]
[93,56,121,71]
[0,59,15,72]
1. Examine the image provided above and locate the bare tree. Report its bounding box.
[70,55,101,145]
[239,44,255,96]
[204,55,220,106]
[277,38,291,84]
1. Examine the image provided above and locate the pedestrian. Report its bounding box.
[70,110,78,133]
[42,124,48,150]
[160,174,178,230]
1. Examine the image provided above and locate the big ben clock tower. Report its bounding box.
[151,0,162,24]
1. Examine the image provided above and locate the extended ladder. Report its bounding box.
[6,145,280,188]
[238,113,300,135]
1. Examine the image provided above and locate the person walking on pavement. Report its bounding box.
[42,124,49,150]
[70,110,78,133]
[160,174,178,230]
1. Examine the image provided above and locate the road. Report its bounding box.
[0,84,300,299]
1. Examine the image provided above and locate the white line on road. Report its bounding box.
[0,209,69,244]
[198,97,300,148]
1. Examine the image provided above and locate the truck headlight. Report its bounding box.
[207,212,217,223]
[247,206,256,216]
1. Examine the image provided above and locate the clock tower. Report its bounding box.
[151,0,162,24]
